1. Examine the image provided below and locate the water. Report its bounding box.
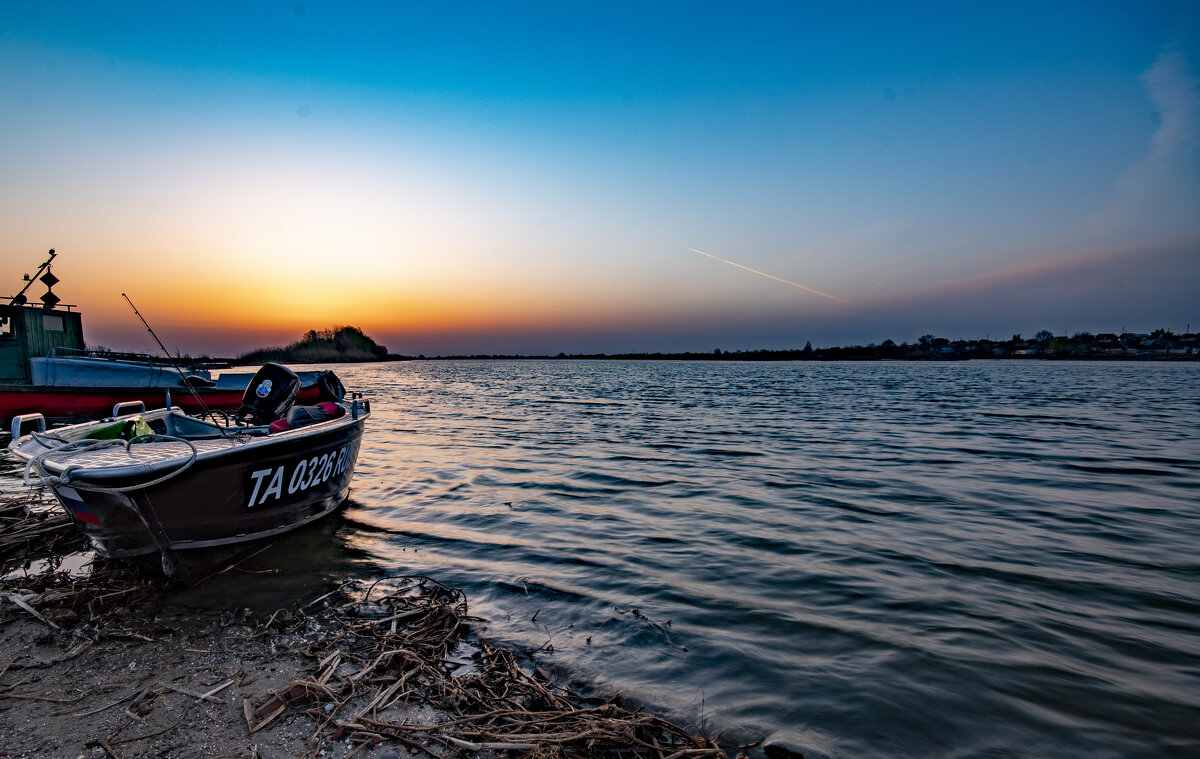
[9,360,1200,758]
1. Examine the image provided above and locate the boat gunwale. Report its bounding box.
[8,404,370,482]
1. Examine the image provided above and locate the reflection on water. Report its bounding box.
[341,360,1200,759]
[3,550,93,581]
[6,360,1200,758]
[164,505,380,612]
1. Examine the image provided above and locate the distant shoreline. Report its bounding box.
[227,351,1199,365]
[223,330,1199,365]
[395,352,1200,362]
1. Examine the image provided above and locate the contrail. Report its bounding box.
[688,248,846,302]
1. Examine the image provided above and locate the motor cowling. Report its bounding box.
[238,363,301,425]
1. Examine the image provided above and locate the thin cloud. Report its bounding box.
[853,235,1200,316]
[688,248,847,302]
[1092,12,1200,241]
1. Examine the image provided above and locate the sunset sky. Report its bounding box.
[2,1,1197,356]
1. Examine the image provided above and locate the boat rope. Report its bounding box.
[23,434,199,494]
[28,429,71,446]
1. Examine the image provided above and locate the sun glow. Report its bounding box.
[3,3,1195,356]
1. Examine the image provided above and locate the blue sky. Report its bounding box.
[1,1,1197,355]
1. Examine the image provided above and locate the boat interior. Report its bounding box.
[9,362,359,447]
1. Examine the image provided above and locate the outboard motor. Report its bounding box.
[315,370,346,403]
[237,363,301,425]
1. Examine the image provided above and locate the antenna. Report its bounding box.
[122,293,221,426]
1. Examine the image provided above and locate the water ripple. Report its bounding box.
[320,360,1199,759]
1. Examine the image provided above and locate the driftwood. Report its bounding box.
[0,489,84,565]
[248,576,726,759]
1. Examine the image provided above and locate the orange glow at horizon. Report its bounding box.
[69,263,681,347]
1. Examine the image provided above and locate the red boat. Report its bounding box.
[2,251,321,429]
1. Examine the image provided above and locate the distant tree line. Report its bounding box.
[231,326,1197,364]
[431,329,1198,362]
[238,326,389,364]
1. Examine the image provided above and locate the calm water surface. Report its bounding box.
[12,360,1200,758]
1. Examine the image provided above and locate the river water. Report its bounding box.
[9,359,1200,758]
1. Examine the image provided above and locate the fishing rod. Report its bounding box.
[122,293,221,425]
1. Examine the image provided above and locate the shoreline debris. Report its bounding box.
[0,492,727,758]
[248,576,725,759]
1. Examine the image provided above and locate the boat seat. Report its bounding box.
[269,401,344,433]
[162,412,267,439]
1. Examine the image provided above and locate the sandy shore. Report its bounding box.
[0,492,727,759]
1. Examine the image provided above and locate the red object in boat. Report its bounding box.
[0,384,324,425]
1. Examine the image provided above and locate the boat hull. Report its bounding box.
[42,416,365,558]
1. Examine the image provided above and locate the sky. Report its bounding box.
[1,1,1197,356]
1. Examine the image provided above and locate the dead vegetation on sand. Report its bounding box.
[0,492,726,759]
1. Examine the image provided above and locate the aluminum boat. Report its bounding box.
[7,363,369,572]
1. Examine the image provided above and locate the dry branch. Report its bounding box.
[245,576,725,759]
